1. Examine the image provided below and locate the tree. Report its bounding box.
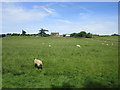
[111,34,119,36]
[70,31,92,38]
[79,31,87,37]
[7,33,12,36]
[86,33,92,38]
[38,28,48,37]
[73,31,87,38]
[70,33,76,37]
[22,30,26,35]
[1,34,6,37]
[12,33,20,36]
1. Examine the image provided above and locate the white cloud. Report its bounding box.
[2,3,57,23]
[2,2,58,33]
[33,5,58,16]
[3,19,117,35]
[84,21,118,35]
[57,19,72,24]
[2,2,118,35]
[3,7,47,23]
[46,20,118,35]
[42,7,55,14]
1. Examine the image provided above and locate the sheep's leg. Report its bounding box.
[34,64,37,68]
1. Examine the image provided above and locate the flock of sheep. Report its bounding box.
[101,42,114,46]
[34,44,81,70]
[34,40,114,70]
[42,42,113,49]
[42,42,81,48]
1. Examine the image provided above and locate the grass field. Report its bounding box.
[2,36,118,88]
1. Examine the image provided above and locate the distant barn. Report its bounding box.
[51,32,62,37]
[51,32,64,37]
[51,32,59,36]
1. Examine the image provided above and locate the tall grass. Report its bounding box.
[2,36,118,88]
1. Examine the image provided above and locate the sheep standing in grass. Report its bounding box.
[76,45,81,48]
[49,45,51,47]
[106,44,108,46]
[34,59,43,69]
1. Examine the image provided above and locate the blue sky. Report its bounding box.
[2,2,118,35]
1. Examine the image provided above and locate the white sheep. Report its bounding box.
[106,44,108,46]
[76,44,81,48]
[34,58,43,69]
[49,45,51,47]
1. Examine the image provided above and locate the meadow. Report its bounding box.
[2,36,118,88]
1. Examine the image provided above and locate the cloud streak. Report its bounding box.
[57,19,72,24]
[3,7,47,23]
[2,3,57,23]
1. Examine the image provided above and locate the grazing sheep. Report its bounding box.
[76,44,81,48]
[34,58,43,69]
[106,44,108,46]
[49,45,51,47]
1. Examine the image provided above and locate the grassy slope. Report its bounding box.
[2,36,118,88]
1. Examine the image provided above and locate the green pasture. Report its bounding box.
[2,36,118,88]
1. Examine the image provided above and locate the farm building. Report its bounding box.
[55,35,63,37]
[51,32,59,36]
[51,32,63,37]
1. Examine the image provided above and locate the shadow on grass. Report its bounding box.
[51,82,75,90]
[83,79,108,88]
[51,80,108,89]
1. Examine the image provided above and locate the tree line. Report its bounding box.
[1,28,50,37]
[0,28,119,38]
[70,31,92,38]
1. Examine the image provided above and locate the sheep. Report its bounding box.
[76,44,81,48]
[106,44,108,46]
[49,45,51,47]
[34,58,43,69]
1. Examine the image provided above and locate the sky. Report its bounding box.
[1,2,118,35]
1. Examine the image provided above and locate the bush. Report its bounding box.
[111,34,119,36]
[70,31,92,38]
[70,33,77,37]
[86,33,92,38]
